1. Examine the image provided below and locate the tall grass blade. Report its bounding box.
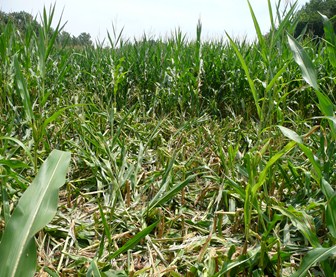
[247,0,266,62]
[274,205,320,248]
[291,245,336,277]
[107,23,125,48]
[321,179,336,238]
[0,136,34,165]
[226,32,261,121]
[86,258,102,277]
[288,34,335,133]
[252,141,296,195]
[273,1,298,43]
[14,55,34,124]
[315,90,335,118]
[320,13,336,69]
[145,173,199,215]
[143,153,176,212]
[0,150,71,277]
[109,221,158,260]
[214,252,256,276]
[267,0,275,31]
[298,143,322,180]
[98,202,112,245]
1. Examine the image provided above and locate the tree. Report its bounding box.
[294,0,336,38]
[0,11,8,27]
[1,11,40,35]
[57,30,72,46]
[76,32,93,47]
[0,10,94,47]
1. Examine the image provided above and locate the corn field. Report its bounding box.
[0,1,335,276]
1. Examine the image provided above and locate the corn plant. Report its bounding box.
[2,1,336,275]
[274,28,336,276]
[0,150,70,277]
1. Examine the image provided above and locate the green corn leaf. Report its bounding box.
[288,34,335,133]
[14,55,34,124]
[98,202,112,245]
[326,197,336,239]
[218,256,252,275]
[291,245,336,277]
[265,65,287,93]
[0,150,71,277]
[42,267,60,277]
[297,143,322,181]
[278,125,336,238]
[247,0,266,62]
[226,177,246,200]
[310,116,336,154]
[145,153,176,209]
[252,141,296,195]
[109,221,158,260]
[226,32,262,121]
[315,90,334,118]
[274,205,320,248]
[86,258,102,277]
[213,249,259,276]
[0,159,29,169]
[320,12,336,69]
[278,125,302,144]
[145,173,199,215]
[42,104,87,134]
[267,0,275,31]
[313,116,336,126]
[321,179,336,239]
[272,1,298,44]
[0,137,34,165]
[287,34,318,90]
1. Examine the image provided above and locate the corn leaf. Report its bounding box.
[252,141,296,195]
[247,0,266,62]
[145,173,199,215]
[86,258,102,277]
[226,32,262,121]
[0,150,71,277]
[288,34,335,133]
[320,13,336,69]
[273,205,320,248]
[278,125,302,144]
[321,179,336,239]
[287,34,318,90]
[14,55,34,124]
[292,245,336,277]
[109,221,158,260]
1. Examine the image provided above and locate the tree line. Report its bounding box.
[0,10,93,47]
[294,0,336,38]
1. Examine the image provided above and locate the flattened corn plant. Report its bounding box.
[0,1,335,276]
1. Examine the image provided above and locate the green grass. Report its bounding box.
[0,2,336,276]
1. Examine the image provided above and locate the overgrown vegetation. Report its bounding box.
[0,0,335,276]
[295,0,336,37]
[0,10,93,47]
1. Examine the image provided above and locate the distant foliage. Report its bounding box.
[295,0,336,37]
[58,31,93,47]
[0,10,93,47]
[0,11,40,34]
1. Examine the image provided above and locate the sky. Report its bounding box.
[1,0,310,43]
